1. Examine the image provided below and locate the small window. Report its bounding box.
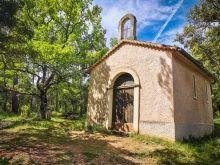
[193,75,197,99]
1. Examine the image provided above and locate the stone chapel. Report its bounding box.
[86,14,213,140]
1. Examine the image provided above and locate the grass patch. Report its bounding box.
[86,123,112,135]
[82,144,105,162]
[0,112,85,132]
[1,112,220,164]
[0,157,11,165]
[130,118,220,165]
[55,151,74,164]
[0,112,86,164]
[0,111,24,121]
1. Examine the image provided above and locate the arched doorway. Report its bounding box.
[112,73,134,132]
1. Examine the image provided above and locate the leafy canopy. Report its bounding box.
[175,0,220,113]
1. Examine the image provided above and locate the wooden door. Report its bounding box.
[112,87,134,132]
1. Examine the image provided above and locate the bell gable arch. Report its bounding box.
[118,13,137,41]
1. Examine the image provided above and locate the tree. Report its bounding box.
[16,0,106,119]
[0,0,106,119]
[175,0,220,115]
[110,37,118,48]
[0,0,32,113]
[0,0,18,112]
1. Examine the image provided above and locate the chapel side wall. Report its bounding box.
[173,53,213,140]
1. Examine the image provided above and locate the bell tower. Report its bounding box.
[118,13,137,41]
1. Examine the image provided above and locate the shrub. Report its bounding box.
[20,105,30,117]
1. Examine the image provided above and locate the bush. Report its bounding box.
[86,123,112,134]
[20,105,30,117]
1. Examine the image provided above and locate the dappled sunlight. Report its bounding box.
[0,115,155,164]
[87,61,111,126]
[157,54,174,116]
[1,114,220,164]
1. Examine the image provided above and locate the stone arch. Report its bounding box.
[118,13,137,41]
[109,67,140,88]
[107,67,140,132]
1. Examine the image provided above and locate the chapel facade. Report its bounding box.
[86,14,213,140]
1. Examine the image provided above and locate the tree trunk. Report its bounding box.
[38,66,51,120]
[12,92,19,113]
[39,90,48,120]
[55,91,59,111]
[30,74,35,113]
[11,77,19,113]
[30,95,33,114]
[3,91,8,112]
[71,100,75,112]
[79,78,83,117]
[3,66,8,111]
[64,102,67,113]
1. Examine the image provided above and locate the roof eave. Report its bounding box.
[176,47,213,79]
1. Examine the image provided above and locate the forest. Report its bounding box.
[0,0,109,119]
[0,0,220,164]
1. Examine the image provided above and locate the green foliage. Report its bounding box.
[20,105,30,117]
[0,111,18,121]
[0,0,107,118]
[86,123,112,134]
[175,0,220,115]
[110,37,118,48]
[0,157,10,165]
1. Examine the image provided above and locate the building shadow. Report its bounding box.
[157,54,173,114]
[87,61,111,126]
[0,122,141,164]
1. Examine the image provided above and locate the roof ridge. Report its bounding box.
[121,39,177,50]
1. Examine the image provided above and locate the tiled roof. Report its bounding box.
[87,39,212,78]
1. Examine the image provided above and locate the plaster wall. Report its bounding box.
[87,44,175,138]
[172,53,213,139]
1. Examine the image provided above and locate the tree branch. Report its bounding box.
[2,67,41,78]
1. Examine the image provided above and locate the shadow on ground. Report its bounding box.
[0,118,145,164]
[1,116,220,164]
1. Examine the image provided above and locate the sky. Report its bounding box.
[93,0,198,47]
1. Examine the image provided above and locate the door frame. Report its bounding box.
[107,67,140,133]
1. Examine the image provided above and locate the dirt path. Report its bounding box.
[1,117,220,164]
[87,132,161,165]
[0,129,163,165]
[66,131,162,164]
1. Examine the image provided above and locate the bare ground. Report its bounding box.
[0,122,162,164]
[1,117,220,165]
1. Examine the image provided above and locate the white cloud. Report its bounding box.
[164,26,183,36]
[94,0,176,45]
[153,0,183,42]
[157,25,184,47]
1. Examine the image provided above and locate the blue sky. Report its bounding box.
[94,0,198,47]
